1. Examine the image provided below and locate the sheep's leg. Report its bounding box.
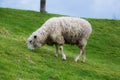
[54,44,59,57]
[75,38,87,62]
[75,47,83,62]
[82,49,86,63]
[60,46,66,61]
[81,40,87,63]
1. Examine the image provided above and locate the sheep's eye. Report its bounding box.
[29,40,32,43]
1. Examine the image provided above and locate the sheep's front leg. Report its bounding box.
[60,46,66,61]
[54,44,59,57]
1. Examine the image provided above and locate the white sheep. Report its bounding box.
[27,17,92,62]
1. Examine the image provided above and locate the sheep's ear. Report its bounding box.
[34,35,37,39]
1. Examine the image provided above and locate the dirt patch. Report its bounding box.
[0,28,9,36]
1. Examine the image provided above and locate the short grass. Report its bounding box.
[0,8,120,80]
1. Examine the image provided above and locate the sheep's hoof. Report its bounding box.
[54,53,58,57]
[81,58,86,63]
[62,54,66,61]
[74,59,78,62]
[62,57,66,61]
[81,60,85,63]
[62,58,66,61]
[74,57,79,62]
[54,55,58,57]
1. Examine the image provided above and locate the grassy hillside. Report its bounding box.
[0,8,120,80]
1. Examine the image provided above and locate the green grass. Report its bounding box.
[0,8,120,80]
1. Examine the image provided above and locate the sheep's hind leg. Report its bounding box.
[75,39,87,62]
[75,48,83,62]
[81,49,86,63]
[60,46,66,61]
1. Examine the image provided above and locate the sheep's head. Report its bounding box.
[27,34,42,50]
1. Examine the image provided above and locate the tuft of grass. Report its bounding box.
[0,8,120,80]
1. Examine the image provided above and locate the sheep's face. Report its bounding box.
[27,35,42,50]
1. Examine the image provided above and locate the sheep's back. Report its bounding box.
[43,17,92,45]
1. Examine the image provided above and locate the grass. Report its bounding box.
[0,8,120,80]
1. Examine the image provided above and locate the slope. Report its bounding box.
[0,8,120,80]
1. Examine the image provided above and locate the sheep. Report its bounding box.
[27,17,92,62]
